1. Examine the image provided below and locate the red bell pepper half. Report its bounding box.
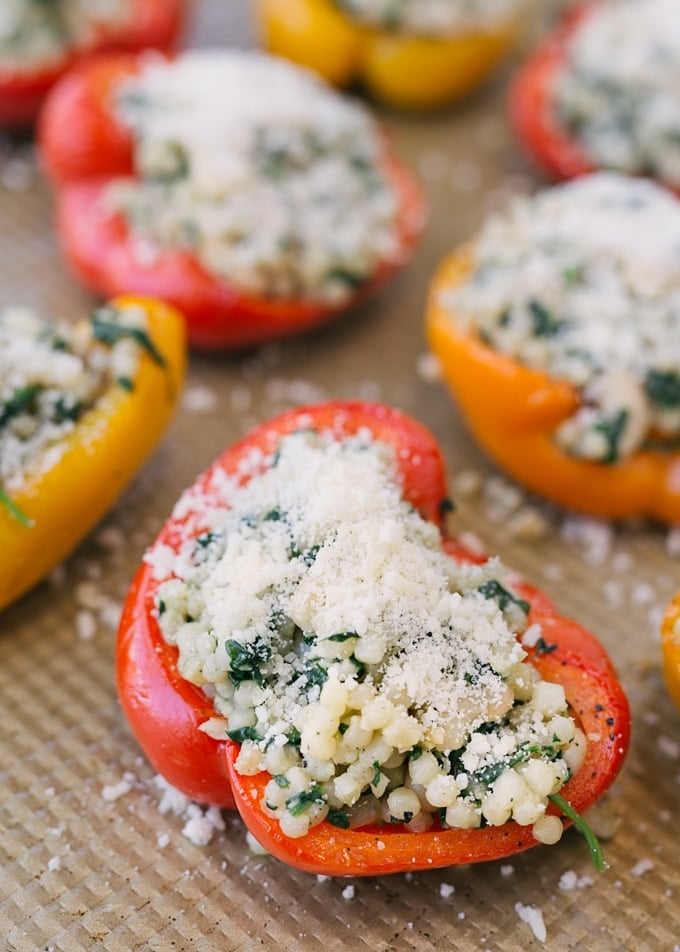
[0,0,186,128]
[116,401,630,875]
[39,55,427,350]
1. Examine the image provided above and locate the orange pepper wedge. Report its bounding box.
[427,248,680,521]
[0,295,185,611]
[662,594,680,711]
[257,0,521,110]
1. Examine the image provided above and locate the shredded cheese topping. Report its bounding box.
[332,0,524,35]
[0,0,130,70]
[553,0,680,187]
[0,304,148,500]
[443,173,680,463]
[153,428,584,840]
[109,51,401,303]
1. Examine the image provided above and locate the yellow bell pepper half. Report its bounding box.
[257,0,520,110]
[0,295,186,612]
[662,594,680,711]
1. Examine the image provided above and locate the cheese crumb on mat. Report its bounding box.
[515,903,547,943]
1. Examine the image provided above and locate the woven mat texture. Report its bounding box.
[1,2,679,950]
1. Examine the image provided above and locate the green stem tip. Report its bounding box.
[549,792,608,872]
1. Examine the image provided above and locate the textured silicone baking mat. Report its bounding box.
[1,2,679,950]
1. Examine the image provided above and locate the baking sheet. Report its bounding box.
[1,2,679,949]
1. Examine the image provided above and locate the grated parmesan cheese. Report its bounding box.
[153,426,584,841]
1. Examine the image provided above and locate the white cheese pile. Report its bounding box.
[110,51,401,303]
[553,0,680,186]
[333,0,524,35]
[444,172,680,462]
[0,0,130,69]
[153,427,584,840]
[0,303,147,497]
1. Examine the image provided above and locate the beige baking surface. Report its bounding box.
[1,2,679,950]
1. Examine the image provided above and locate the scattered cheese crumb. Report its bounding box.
[558,870,594,891]
[182,384,218,414]
[515,903,547,943]
[505,506,550,541]
[561,517,613,566]
[499,864,514,877]
[666,528,680,558]
[452,469,483,499]
[246,831,270,856]
[181,804,225,847]
[47,857,62,872]
[630,858,654,877]
[415,351,443,383]
[439,883,455,899]
[657,736,680,760]
[102,776,133,802]
[341,884,356,900]
[75,609,97,642]
[157,832,170,849]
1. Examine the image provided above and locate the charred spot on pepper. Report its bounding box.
[438,497,455,517]
[533,637,558,656]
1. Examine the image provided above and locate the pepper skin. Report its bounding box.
[427,248,680,520]
[257,0,522,110]
[662,594,680,711]
[0,0,187,128]
[116,401,630,874]
[510,5,621,184]
[0,295,185,612]
[39,54,426,351]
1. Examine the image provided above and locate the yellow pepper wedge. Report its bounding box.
[0,295,186,612]
[257,0,521,110]
[662,594,680,711]
[427,249,680,521]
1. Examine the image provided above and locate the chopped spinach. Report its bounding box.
[226,638,271,687]
[477,579,530,616]
[0,383,43,429]
[286,785,324,817]
[593,408,628,464]
[327,809,350,829]
[644,369,680,409]
[90,307,166,367]
[226,725,262,743]
[529,299,565,337]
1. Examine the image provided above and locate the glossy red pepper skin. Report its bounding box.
[0,0,186,128]
[39,55,426,350]
[116,401,630,873]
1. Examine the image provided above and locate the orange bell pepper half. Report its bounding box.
[0,295,185,612]
[257,0,521,110]
[116,400,630,874]
[662,594,680,711]
[427,248,680,521]
[39,54,426,351]
[0,0,187,128]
